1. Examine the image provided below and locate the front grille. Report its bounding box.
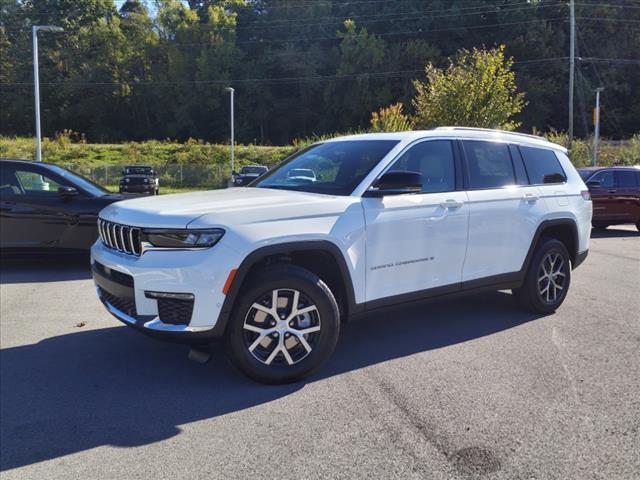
[98,287,137,318]
[157,298,194,325]
[98,219,141,256]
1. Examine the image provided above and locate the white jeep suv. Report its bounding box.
[92,128,592,383]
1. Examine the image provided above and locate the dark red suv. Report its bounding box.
[578,166,640,231]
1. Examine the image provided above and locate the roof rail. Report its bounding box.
[435,126,546,142]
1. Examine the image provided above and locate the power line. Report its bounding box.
[0,57,570,89]
[1,17,571,48]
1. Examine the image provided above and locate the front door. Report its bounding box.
[1,165,71,248]
[588,169,618,223]
[363,139,469,303]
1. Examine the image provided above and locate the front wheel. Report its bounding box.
[513,237,571,314]
[225,264,340,384]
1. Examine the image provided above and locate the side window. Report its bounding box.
[616,171,638,188]
[590,170,615,188]
[388,140,455,193]
[519,146,567,184]
[463,140,515,189]
[0,165,22,196]
[15,170,64,195]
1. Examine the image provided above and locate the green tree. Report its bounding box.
[412,45,526,131]
[324,20,390,132]
[370,103,413,132]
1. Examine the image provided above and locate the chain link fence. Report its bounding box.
[61,163,230,190]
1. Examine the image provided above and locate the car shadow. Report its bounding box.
[0,255,91,284]
[0,291,544,471]
[590,226,639,238]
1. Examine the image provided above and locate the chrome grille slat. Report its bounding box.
[115,225,123,251]
[97,218,142,257]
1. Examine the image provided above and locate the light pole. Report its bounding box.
[593,87,604,166]
[225,87,235,180]
[33,25,63,162]
[568,0,575,150]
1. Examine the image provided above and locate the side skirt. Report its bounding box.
[351,271,524,320]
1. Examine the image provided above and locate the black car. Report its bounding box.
[120,165,159,195]
[0,159,127,253]
[232,165,268,186]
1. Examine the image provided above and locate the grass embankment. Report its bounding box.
[0,136,296,190]
[1,133,638,191]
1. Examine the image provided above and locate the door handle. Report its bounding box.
[440,199,463,209]
[523,193,539,203]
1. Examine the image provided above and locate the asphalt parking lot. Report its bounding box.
[1,226,639,480]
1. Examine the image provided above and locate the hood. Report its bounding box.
[98,187,357,228]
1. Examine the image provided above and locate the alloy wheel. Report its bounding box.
[537,251,567,303]
[243,288,321,366]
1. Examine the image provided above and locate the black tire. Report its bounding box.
[513,237,571,314]
[636,221,640,232]
[225,264,340,384]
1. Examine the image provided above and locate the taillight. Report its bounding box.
[581,190,591,201]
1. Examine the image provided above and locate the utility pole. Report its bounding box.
[225,87,235,180]
[593,87,604,166]
[568,0,575,150]
[32,25,63,162]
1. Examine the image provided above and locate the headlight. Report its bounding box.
[144,178,149,183]
[125,178,130,183]
[143,228,225,249]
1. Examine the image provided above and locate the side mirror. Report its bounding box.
[586,180,601,188]
[364,171,422,197]
[58,186,79,197]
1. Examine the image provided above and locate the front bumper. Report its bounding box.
[120,184,156,193]
[91,239,240,342]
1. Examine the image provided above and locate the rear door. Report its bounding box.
[461,140,547,282]
[614,170,640,223]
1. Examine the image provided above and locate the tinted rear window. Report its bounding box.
[617,171,638,187]
[463,141,515,189]
[519,146,566,184]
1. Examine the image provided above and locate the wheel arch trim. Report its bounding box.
[214,240,361,337]
[521,218,580,273]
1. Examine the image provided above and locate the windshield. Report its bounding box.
[48,165,109,197]
[241,166,267,175]
[253,140,399,196]
[126,166,153,175]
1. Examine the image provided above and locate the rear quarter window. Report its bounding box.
[519,146,567,184]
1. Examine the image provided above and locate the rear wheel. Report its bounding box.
[225,264,340,384]
[513,238,571,314]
